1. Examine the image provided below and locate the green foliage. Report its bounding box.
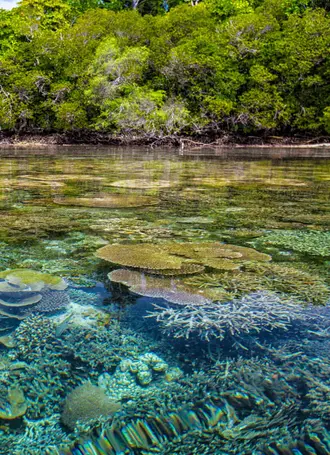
[1,0,330,136]
[205,0,254,19]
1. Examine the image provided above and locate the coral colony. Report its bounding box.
[0,157,330,455]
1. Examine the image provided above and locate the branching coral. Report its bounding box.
[146,291,311,341]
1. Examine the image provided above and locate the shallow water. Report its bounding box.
[0,147,330,454]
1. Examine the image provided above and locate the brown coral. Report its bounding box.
[61,383,121,430]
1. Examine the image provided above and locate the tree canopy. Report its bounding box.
[1,0,330,137]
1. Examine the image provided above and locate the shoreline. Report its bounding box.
[1,133,330,149]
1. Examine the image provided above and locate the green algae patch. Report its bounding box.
[202,258,241,271]
[0,269,67,291]
[256,230,330,256]
[54,194,159,209]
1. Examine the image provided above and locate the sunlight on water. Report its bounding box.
[0,147,329,455]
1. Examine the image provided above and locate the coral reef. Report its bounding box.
[103,241,273,305]
[0,152,330,455]
[98,241,271,273]
[99,353,170,394]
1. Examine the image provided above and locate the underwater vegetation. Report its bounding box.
[107,179,173,189]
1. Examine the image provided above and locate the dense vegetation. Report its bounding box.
[1,0,330,140]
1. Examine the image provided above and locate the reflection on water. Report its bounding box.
[0,147,329,454]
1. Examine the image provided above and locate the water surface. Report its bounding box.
[0,147,329,455]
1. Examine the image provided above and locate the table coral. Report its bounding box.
[0,270,69,322]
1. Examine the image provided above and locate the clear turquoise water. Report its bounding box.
[0,147,329,455]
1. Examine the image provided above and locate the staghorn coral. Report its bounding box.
[61,382,120,431]
[146,291,311,341]
[9,316,78,421]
